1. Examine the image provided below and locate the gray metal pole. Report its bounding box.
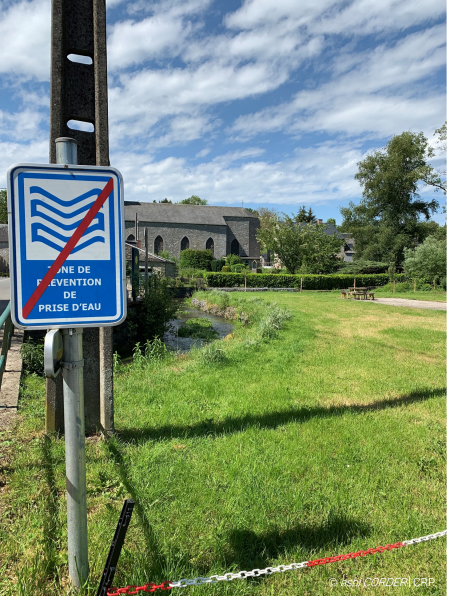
[56,137,78,164]
[62,328,88,588]
[56,137,89,588]
[144,228,148,287]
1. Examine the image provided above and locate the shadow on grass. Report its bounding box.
[224,513,371,571]
[41,435,62,578]
[116,387,446,444]
[106,438,169,585]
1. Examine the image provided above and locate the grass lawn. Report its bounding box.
[0,292,446,595]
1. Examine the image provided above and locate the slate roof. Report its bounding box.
[0,224,8,243]
[124,202,258,226]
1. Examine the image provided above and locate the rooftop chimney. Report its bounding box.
[317,219,323,224]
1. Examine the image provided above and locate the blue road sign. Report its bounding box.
[7,163,126,330]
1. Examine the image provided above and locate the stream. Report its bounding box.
[163,301,234,352]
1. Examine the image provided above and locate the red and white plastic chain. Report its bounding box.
[106,530,446,595]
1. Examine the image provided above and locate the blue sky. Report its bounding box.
[0,0,446,224]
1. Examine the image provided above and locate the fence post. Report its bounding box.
[144,228,149,288]
[414,279,416,292]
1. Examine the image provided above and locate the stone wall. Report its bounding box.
[126,221,228,259]
[248,217,261,257]
[225,217,251,256]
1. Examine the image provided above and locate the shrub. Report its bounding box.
[222,265,231,272]
[180,249,213,270]
[403,235,446,284]
[231,264,244,273]
[113,274,178,355]
[20,337,44,375]
[225,254,242,266]
[198,343,227,364]
[204,272,403,289]
[211,259,225,272]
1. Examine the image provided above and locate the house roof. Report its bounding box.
[296,221,346,239]
[125,242,175,263]
[0,224,8,243]
[124,202,259,226]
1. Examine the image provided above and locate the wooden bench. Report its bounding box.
[341,288,375,300]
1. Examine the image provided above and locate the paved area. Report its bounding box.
[0,277,22,431]
[366,297,446,311]
[0,277,10,315]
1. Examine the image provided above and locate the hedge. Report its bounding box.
[180,249,213,270]
[204,272,405,289]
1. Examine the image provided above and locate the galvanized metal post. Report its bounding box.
[62,328,89,588]
[56,137,89,588]
[56,136,78,164]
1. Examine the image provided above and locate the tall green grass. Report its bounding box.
[0,292,446,595]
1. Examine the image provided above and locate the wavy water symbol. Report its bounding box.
[30,186,107,253]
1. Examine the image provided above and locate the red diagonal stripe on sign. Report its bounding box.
[22,177,114,319]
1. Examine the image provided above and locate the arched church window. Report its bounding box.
[231,239,239,256]
[181,236,190,251]
[206,237,214,255]
[154,235,163,255]
[127,234,135,242]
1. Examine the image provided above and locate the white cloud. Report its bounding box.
[229,25,446,140]
[0,0,50,80]
[195,147,211,158]
[0,107,47,142]
[108,59,292,147]
[107,0,211,70]
[111,141,364,208]
[0,139,48,188]
[108,14,190,69]
[226,0,334,29]
[226,0,445,35]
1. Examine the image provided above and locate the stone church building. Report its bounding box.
[124,202,261,261]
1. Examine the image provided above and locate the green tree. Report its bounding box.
[0,190,7,224]
[153,198,172,203]
[306,207,316,223]
[296,205,316,223]
[326,218,336,226]
[255,207,280,258]
[341,129,445,265]
[403,234,446,284]
[256,216,342,274]
[178,195,208,205]
[427,121,447,193]
[296,205,308,222]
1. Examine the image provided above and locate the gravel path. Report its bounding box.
[365,297,446,311]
